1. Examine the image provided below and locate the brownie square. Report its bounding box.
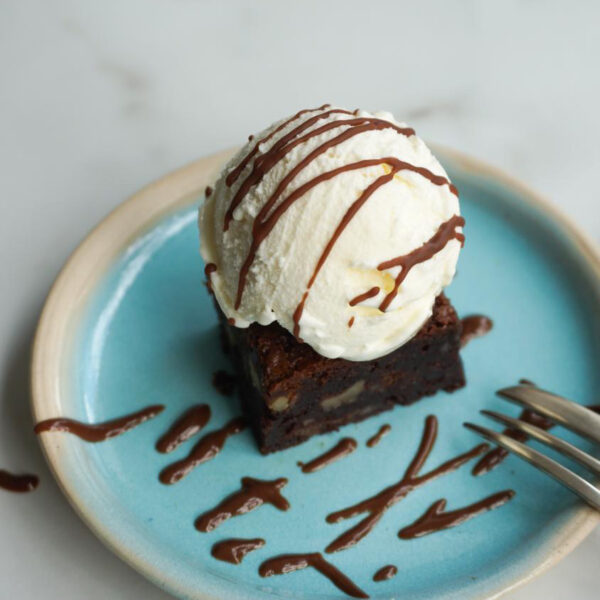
[218,294,465,454]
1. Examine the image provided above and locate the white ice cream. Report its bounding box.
[199,105,462,361]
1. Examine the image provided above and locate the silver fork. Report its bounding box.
[464,384,600,510]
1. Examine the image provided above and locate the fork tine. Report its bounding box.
[497,385,600,444]
[481,410,600,477]
[463,422,600,510]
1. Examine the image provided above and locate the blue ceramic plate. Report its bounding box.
[31,148,600,600]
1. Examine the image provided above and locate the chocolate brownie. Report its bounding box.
[218,294,465,454]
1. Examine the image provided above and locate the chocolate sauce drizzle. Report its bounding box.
[298,438,357,473]
[211,537,265,564]
[259,552,368,599]
[460,315,493,348]
[227,115,417,302]
[34,405,165,442]
[373,564,397,582]
[160,417,245,484]
[225,107,365,229]
[376,215,464,312]
[366,424,391,448]
[195,476,290,532]
[224,111,417,234]
[204,262,217,291]
[225,104,331,188]
[0,469,39,493]
[212,370,237,396]
[220,105,460,340]
[291,163,458,339]
[398,490,515,539]
[325,416,488,553]
[347,317,355,328]
[205,186,213,198]
[155,404,211,454]
[349,287,380,307]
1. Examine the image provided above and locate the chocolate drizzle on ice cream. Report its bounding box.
[200,105,463,361]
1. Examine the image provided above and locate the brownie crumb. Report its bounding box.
[212,370,237,396]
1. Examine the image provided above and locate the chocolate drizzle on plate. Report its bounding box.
[0,469,39,493]
[259,552,368,599]
[195,476,290,532]
[212,370,237,396]
[34,405,165,442]
[366,424,391,448]
[298,438,357,473]
[373,564,397,582]
[205,186,213,198]
[347,317,355,328]
[211,538,265,564]
[460,315,493,348]
[398,490,515,539]
[160,417,245,484]
[325,416,488,553]
[155,404,211,454]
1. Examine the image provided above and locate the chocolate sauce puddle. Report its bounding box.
[160,417,245,484]
[195,476,289,532]
[373,564,397,582]
[34,405,165,442]
[298,438,357,473]
[366,424,391,448]
[259,552,368,599]
[212,370,237,396]
[156,404,211,454]
[211,537,265,564]
[0,469,39,493]
[398,490,515,539]
[325,416,488,553]
[460,315,493,348]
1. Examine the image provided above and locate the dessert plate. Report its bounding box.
[31,147,600,600]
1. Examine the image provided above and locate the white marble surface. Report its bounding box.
[0,1,598,598]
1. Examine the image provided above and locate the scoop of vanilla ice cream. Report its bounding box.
[199,105,463,361]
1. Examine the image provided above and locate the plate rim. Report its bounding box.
[30,145,600,600]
